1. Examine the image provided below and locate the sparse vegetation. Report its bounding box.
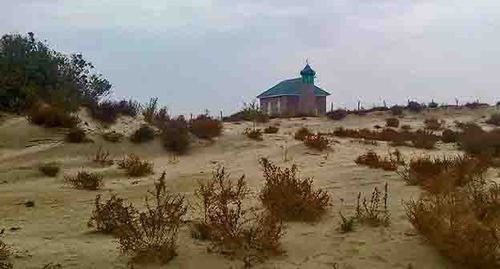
[294,127,312,141]
[130,125,155,143]
[92,146,114,166]
[116,172,187,264]
[27,103,79,128]
[386,118,399,128]
[355,150,404,171]
[117,154,153,177]
[486,113,500,126]
[195,167,284,265]
[259,158,330,222]
[65,171,103,190]
[405,179,500,268]
[303,134,329,151]
[102,131,123,143]
[189,114,223,139]
[88,194,131,234]
[161,117,190,154]
[399,155,488,193]
[66,127,88,143]
[244,128,263,141]
[0,238,11,269]
[263,126,279,134]
[356,184,390,227]
[39,162,60,177]
[424,118,444,130]
[326,109,348,120]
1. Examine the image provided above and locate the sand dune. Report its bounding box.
[1,107,499,268]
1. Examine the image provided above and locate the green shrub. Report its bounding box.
[117,154,154,177]
[294,127,312,141]
[386,118,400,128]
[28,103,79,128]
[65,171,103,190]
[102,131,123,143]
[263,126,279,134]
[244,128,263,141]
[486,113,500,126]
[39,162,60,177]
[66,127,88,143]
[162,117,190,154]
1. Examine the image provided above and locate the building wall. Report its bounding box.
[260,95,326,116]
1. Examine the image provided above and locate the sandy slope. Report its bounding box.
[0,107,499,269]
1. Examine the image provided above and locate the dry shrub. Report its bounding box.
[0,238,10,264]
[424,118,444,130]
[102,131,123,143]
[410,130,439,149]
[66,127,88,143]
[88,194,131,234]
[405,181,500,268]
[27,102,78,128]
[386,118,399,128]
[224,101,269,123]
[263,126,279,134]
[407,101,425,113]
[92,146,114,166]
[303,134,329,151]
[162,117,190,154]
[189,115,223,139]
[486,113,500,126]
[116,172,187,264]
[89,99,140,123]
[65,171,103,190]
[401,124,412,131]
[294,127,312,141]
[355,150,403,171]
[130,125,155,143]
[356,183,390,227]
[142,97,159,124]
[458,127,500,158]
[195,167,284,265]
[338,211,356,233]
[244,128,263,141]
[441,129,458,143]
[39,162,60,177]
[399,155,488,193]
[259,158,330,222]
[118,154,153,177]
[326,109,348,120]
[390,105,404,116]
[41,262,62,269]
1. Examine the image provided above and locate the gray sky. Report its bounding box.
[1,0,500,115]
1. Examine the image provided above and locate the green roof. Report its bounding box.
[257,78,331,98]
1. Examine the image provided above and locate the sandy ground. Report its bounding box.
[1,107,499,269]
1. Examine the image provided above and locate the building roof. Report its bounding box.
[300,64,316,76]
[257,78,331,99]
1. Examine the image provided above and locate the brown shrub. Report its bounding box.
[263,126,279,134]
[92,146,114,166]
[411,130,439,149]
[294,127,312,141]
[486,113,500,126]
[326,109,348,120]
[386,118,400,128]
[259,158,330,222]
[27,102,79,128]
[117,154,153,177]
[424,118,444,130]
[65,171,103,190]
[0,238,10,261]
[66,127,88,143]
[355,184,390,227]
[116,172,187,264]
[441,129,458,143]
[303,134,329,151]
[244,128,263,141]
[88,194,131,234]
[39,162,60,177]
[195,167,284,265]
[189,115,223,139]
[162,117,190,154]
[399,155,488,193]
[405,182,500,268]
[458,128,500,158]
[354,150,401,171]
[102,131,123,143]
[130,125,155,143]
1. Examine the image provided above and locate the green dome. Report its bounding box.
[300,64,316,76]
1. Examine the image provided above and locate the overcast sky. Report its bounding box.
[1,0,499,115]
